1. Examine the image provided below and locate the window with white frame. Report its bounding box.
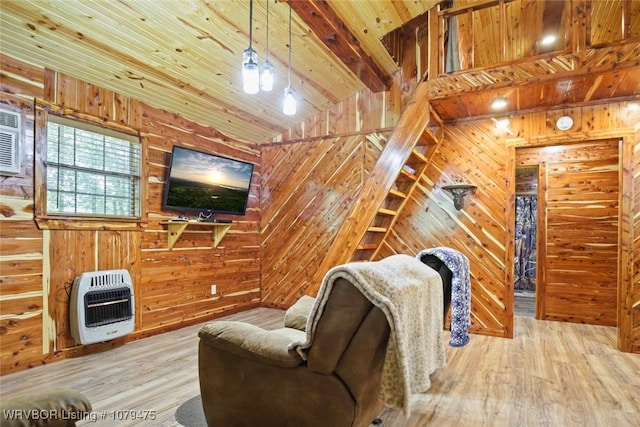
[46,116,141,218]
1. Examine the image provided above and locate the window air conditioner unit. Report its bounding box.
[0,108,21,175]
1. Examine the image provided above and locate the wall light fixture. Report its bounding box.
[442,183,477,210]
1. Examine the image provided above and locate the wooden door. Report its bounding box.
[517,139,620,326]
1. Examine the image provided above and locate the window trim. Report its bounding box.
[34,99,148,231]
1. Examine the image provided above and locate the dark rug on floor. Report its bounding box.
[175,395,206,427]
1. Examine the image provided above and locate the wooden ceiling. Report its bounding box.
[0,0,438,143]
[1,0,638,144]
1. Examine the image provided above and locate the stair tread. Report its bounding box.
[398,168,417,181]
[410,149,428,163]
[357,243,378,250]
[377,208,397,216]
[388,188,407,198]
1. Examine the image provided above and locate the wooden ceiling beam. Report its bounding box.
[290,0,390,92]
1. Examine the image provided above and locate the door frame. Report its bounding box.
[535,162,546,320]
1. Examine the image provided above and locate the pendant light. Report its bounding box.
[283,2,297,115]
[242,0,259,94]
[259,0,274,92]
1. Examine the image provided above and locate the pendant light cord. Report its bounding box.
[265,0,269,59]
[249,0,253,51]
[287,2,292,86]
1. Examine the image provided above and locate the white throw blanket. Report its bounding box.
[290,254,445,414]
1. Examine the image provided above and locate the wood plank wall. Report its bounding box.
[260,72,408,308]
[378,105,638,341]
[271,67,414,144]
[0,54,261,374]
[2,61,638,376]
[263,99,639,344]
[1,55,46,373]
[629,125,640,352]
[261,133,389,307]
[260,88,404,306]
[378,120,514,338]
[518,140,620,326]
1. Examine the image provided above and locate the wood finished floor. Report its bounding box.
[1,308,639,426]
[515,292,535,317]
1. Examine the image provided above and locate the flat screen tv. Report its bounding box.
[162,146,254,217]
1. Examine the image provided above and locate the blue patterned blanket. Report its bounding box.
[416,247,471,347]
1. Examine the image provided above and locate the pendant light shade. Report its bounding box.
[242,48,259,94]
[283,2,296,115]
[259,0,274,92]
[260,60,274,92]
[242,0,259,94]
[283,86,297,115]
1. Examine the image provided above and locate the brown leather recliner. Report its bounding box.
[198,278,389,427]
[198,264,453,427]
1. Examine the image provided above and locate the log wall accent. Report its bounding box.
[0,54,261,374]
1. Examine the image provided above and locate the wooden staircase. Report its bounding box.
[314,83,444,280]
[351,123,442,261]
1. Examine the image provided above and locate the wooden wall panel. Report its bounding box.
[515,166,538,194]
[0,316,43,372]
[378,104,637,342]
[260,133,389,307]
[381,121,513,338]
[263,99,637,349]
[0,54,44,98]
[134,94,262,334]
[272,72,405,144]
[517,140,620,326]
[259,71,402,308]
[628,128,640,352]
[514,105,638,350]
[1,56,261,374]
[544,141,619,326]
[0,90,44,373]
[2,60,638,379]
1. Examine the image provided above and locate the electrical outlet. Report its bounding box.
[211,285,217,295]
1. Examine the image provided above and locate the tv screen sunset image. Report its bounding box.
[164,147,254,214]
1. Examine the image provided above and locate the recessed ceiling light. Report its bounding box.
[491,97,507,110]
[556,115,573,131]
[495,118,510,129]
[491,117,513,135]
[541,34,557,46]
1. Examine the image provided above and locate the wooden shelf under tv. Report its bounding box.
[161,221,231,250]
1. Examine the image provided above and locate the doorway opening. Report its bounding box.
[514,166,538,317]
